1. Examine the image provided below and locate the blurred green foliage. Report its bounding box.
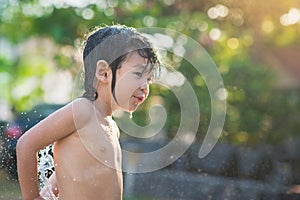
[0,0,299,145]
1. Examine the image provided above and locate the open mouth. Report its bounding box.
[133,96,144,103]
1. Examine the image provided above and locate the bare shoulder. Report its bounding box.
[17,98,93,151]
[71,98,93,129]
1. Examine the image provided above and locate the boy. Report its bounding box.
[17,25,160,200]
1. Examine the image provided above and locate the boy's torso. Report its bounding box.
[53,125,123,200]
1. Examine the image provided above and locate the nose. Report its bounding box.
[140,80,149,94]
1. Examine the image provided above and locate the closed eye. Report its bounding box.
[133,72,143,77]
[134,71,154,83]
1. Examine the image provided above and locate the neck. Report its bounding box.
[92,83,114,116]
[93,97,113,117]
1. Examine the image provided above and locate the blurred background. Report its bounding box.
[0,0,300,199]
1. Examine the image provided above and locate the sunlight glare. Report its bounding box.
[207,4,229,19]
[208,7,218,19]
[198,21,208,32]
[81,8,94,20]
[216,88,228,101]
[165,71,185,87]
[227,38,239,50]
[280,8,300,26]
[153,33,174,49]
[42,71,73,103]
[143,16,157,27]
[39,0,104,8]
[215,4,229,18]
[163,0,175,6]
[262,20,274,33]
[209,28,221,41]
[12,78,38,99]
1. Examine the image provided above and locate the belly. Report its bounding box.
[53,132,123,200]
[57,167,123,200]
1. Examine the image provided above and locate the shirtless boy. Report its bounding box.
[16,25,160,200]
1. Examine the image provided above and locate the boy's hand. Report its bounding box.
[39,172,59,199]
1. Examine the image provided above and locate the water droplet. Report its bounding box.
[73,178,76,181]
[129,112,133,119]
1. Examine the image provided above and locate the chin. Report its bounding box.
[128,104,139,112]
[128,107,138,112]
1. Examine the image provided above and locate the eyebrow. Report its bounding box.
[132,64,147,68]
[133,64,155,75]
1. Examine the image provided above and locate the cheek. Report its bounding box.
[113,74,138,108]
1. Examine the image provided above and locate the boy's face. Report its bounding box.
[113,51,153,112]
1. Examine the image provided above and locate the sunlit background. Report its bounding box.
[0,0,300,199]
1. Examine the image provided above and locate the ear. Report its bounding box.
[95,60,111,84]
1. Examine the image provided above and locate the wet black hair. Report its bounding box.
[82,24,160,101]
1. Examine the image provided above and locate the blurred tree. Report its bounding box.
[0,0,299,145]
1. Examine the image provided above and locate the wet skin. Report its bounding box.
[17,51,152,200]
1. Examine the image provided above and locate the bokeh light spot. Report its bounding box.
[227,38,239,49]
[209,28,221,41]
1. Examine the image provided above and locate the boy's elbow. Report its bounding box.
[16,136,24,156]
[16,136,30,156]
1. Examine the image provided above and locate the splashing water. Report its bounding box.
[39,174,58,200]
[38,144,58,200]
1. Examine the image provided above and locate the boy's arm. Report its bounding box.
[16,98,90,200]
